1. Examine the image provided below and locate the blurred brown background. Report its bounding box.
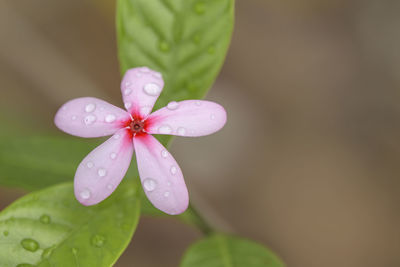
[1,0,400,266]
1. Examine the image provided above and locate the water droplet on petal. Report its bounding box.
[164,191,170,197]
[84,115,97,125]
[167,101,179,110]
[195,101,202,106]
[98,168,107,177]
[140,106,152,115]
[140,67,150,73]
[143,83,161,96]
[135,72,142,78]
[161,150,168,158]
[210,114,216,120]
[39,214,51,224]
[91,234,106,248]
[177,127,186,136]
[124,102,132,109]
[105,114,116,123]
[143,178,157,192]
[158,125,172,134]
[170,166,177,175]
[153,72,162,79]
[167,181,172,186]
[114,134,120,139]
[71,115,77,121]
[110,153,117,159]
[80,189,91,200]
[85,103,96,113]
[21,238,39,252]
[107,184,113,190]
[124,89,132,96]
[125,82,131,87]
[86,161,94,168]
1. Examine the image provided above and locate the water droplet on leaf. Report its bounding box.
[91,234,106,248]
[21,238,39,252]
[39,214,51,224]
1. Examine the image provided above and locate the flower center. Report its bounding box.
[129,119,145,135]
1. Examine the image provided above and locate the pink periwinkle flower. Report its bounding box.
[54,67,226,215]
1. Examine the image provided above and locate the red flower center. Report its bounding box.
[130,119,145,134]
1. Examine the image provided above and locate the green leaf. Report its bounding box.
[180,234,285,267]
[0,135,100,190]
[0,181,140,267]
[117,0,235,110]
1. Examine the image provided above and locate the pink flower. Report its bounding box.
[54,67,226,215]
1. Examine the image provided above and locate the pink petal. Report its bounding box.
[120,67,164,118]
[147,100,227,137]
[74,128,134,205]
[55,97,130,138]
[134,134,189,215]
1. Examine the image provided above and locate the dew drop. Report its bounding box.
[170,166,177,175]
[177,127,186,136]
[124,102,132,109]
[84,115,96,125]
[135,72,143,78]
[114,134,120,139]
[167,181,172,186]
[41,245,55,259]
[158,125,172,134]
[194,1,206,14]
[164,191,170,197]
[110,153,117,159]
[3,230,9,236]
[85,103,96,113]
[107,184,113,190]
[124,88,132,96]
[125,81,131,87]
[80,189,91,200]
[161,150,168,158]
[21,238,39,252]
[167,101,179,110]
[153,72,162,79]
[143,83,161,96]
[143,178,157,192]
[210,114,216,120]
[140,106,152,115]
[195,101,202,106]
[71,115,77,121]
[105,114,116,123]
[91,234,106,248]
[39,214,51,224]
[86,161,94,168]
[98,168,107,177]
[159,40,170,52]
[140,67,151,73]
